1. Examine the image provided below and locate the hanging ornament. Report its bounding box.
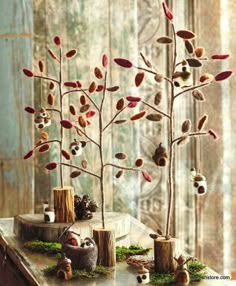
[152,143,168,167]
[190,168,207,195]
[34,107,51,129]
[173,61,192,88]
[70,139,86,156]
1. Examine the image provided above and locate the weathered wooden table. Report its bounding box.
[0,214,234,285]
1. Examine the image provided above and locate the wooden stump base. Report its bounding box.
[93,228,115,267]
[154,237,177,273]
[54,186,75,223]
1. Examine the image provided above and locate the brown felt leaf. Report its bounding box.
[61,149,71,160]
[181,119,191,133]
[130,110,146,121]
[94,67,103,79]
[88,81,97,93]
[195,47,205,58]
[41,132,49,140]
[184,40,194,54]
[135,158,143,167]
[65,49,77,58]
[115,170,123,179]
[78,116,87,128]
[146,113,163,122]
[154,91,162,105]
[106,86,119,92]
[113,119,127,124]
[81,159,88,169]
[47,93,54,106]
[69,104,76,116]
[156,36,173,44]
[176,30,196,40]
[38,60,44,73]
[192,89,205,101]
[115,153,127,160]
[70,171,81,178]
[80,104,90,113]
[116,98,125,110]
[198,114,208,131]
[135,72,145,87]
[80,95,86,105]
[186,58,202,67]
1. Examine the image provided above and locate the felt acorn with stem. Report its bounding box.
[190,168,207,195]
[152,143,168,167]
[56,253,73,280]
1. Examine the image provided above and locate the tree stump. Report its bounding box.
[154,237,177,273]
[93,228,115,267]
[53,186,75,223]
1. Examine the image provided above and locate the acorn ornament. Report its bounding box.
[173,61,192,88]
[152,143,168,167]
[190,168,207,195]
[136,265,150,284]
[56,254,73,280]
[70,139,86,156]
[34,107,51,129]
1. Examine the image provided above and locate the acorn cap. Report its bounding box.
[45,206,54,212]
[194,174,206,181]
[137,266,149,274]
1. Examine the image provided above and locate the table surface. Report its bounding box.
[0,217,235,286]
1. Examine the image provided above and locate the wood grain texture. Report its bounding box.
[54,186,75,223]
[93,228,116,267]
[0,0,34,217]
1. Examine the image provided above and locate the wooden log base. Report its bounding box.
[53,186,75,223]
[154,237,177,273]
[93,228,116,267]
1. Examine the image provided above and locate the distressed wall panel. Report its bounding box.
[0,0,34,217]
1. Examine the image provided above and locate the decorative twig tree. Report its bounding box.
[23,36,152,266]
[114,2,233,273]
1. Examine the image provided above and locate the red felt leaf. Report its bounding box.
[128,102,138,108]
[126,96,141,102]
[45,162,57,170]
[80,95,86,105]
[88,81,97,93]
[102,54,108,68]
[23,150,34,160]
[65,49,77,58]
[61,149,71,160]
[176,30,196,40]
[64,81,77,88]
[38,60,44,73]
[22,68,34,77]
[94,67,103,79]
[60,120,73,129]
[38,144,50,153]
[86,110,96,118]
[47,93,54,106]
[214,70,233,82]
[76,80,82,88]
[114,58,133,68]
[48,49,58,60]
[49,81,55,90]
[211,54,230,60]
[54,36,61,46]
[142,170,152,182]
[162,2,173,21]
[135,72,145,87]
[96,84,104,92]
[130,110,146,121]
[24,106,36,114]
[69,104,76,115]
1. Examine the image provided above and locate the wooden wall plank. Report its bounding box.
[0,0,34,217]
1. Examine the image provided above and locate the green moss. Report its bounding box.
[149,261,207,285]
[116,244,152,262]
[24,240,61,256]
[42,265,113,279]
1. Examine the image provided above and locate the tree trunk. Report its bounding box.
[154,237,177,273]
[53,187,75,223]
[93,228,115,267]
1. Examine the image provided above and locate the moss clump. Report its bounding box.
[42,265,112,279]
[150,273,174,285]
[116,244,151,262]
[24,240,61,256]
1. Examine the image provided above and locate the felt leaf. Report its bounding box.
[94,67,103,79]
[198,115,208,131]
[215,70,233,82]
[156,36,173,44]
[80,104,90,113]
[130,110,146,121]
[184,40,194,54]
[102,54,108,68]
[23,150,34,160]
[186,58,202,67]
[126,96,141,102]
[41,132,49,140]
[80,95,86,105]
[135,158,143,167]
[181,119,191,133]
[60,120,73,129]
[48,49,58,60]
[88,81,97,93]
[22,68,34,77]
[135,72,145,87]
[106,86,119,92]
[146,114,162,122]
[70,171,81,178]
[78,116,87,128]
[114,119,127,124]
[162,2,173,21]
[115,170,123,179]
[64,81,77,88]
[116,98,125,110]
[38,144,50,153]
[199,73,214,83]
[81,159,88,169]
[115,153,127,160]
[176,30,196,40]
[208,129,219,140]
[49,81,55,90]
[54,36,61,46]
[142,170,152,182]
[154,91,162,105]
[47,93,54,106]
[24,106,36,114]
[128,102,138,108]
[195,47,205,58]
[96,85,104,92]
[61,149,71,160]
[211,54,230,60]
[69,104,76,116]
[38,60,44,73]
[192,89,205,101]
[45,162,57,170]
[65,49,77,58]
[114,58,133,68]
[86,111,96,118]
